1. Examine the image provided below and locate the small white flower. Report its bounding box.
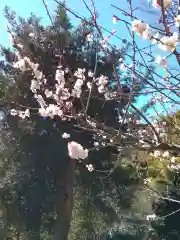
[144,178,148,184]
[55,69,65,86]
[62,133,70,139]
[68,141,88,160]
[86,33,93,42]
[39,108,48,117]
[153,150,161,158]
[46,104,63,119]
[88,71,94,77]
[156,56,168,67]
[98,85,105,93]
[94,142,99,147]
[159,32,178,52]
[34,94,47,108]
[19,111,26,119]
[132,20,148,37]
[30,79,40,93]
[146,214,157,221]
[175,15,180,27]
[97,75,108,86]
[10,109,18,116]
[162,151,169,158]
[101,39,108,50]
[17,43,23,49]
[13,59,27,72]
[29,32,35,38]
[24,109,30,117]
[142,28,151,40]
[74,79,84,88]
[86,164,94,172]
[170,157,176,163]
[44,89,53,98]
[112,15,118,24]
[87,82,92,89]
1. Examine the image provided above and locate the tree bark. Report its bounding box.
[52,158,76,240]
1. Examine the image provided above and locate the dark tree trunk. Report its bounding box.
[53,159,76,240]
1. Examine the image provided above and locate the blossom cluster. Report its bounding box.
[11,51,119,121]
[10,108,30,119]
[68,141,88,160]
[132,20,179,53]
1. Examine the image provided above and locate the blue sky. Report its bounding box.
[0,0,159,46]
[0,0,179,116]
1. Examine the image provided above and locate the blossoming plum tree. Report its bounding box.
[0,0,179,239]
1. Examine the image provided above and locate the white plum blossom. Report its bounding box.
[62,133,70,139]
[156,56,168,67]
[112,15,118,24]
[162,151,170,158]
[68,141,88,160]
[153,150,161,158]
[72,78,84,98]
[13,59,27,72]
[88,71,94,77]
[38,104,63,119]
[146,214,157,221]
[169,164,180,171]
[16,43,23,49]
[170,157,176,163]
[159,32,178,52]
[30,79,40,93]
[19,109,30,119]
[97,75,108,85]
[152,0,172,9]
[87,82,92,89]
[34,94,47,108]
[10,109,30,118]
[44,89,53,98]
[132,20,148,37]
[97,85,105,93]
[39,108,48,118]
[175,15,180,27]
[60,88,71,100]
[24,57,39,71]
[74,68,86,80]
[74,79,84,88]
[46,104,63,118]
[55,69,65,87]
[29,32,35,38]
[86,33,93,42]
[10,109,18,116]
[34,70,43,80]
[141,28,151,40]
[86,164,94,172]
[95,75,108,94]
[94,142,99,147]
[13,57,40,74]
[101,39,108,50]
